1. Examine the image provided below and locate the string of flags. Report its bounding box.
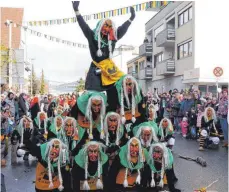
[14,23,135,51]
[24,1,173,27]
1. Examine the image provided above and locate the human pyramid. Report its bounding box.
[9,2,181,192]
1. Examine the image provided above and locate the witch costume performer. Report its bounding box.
[72,141,109,191]
[24,137,72,192]
[72,1,135,91]
[71,91,107,143]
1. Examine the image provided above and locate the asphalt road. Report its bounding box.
[1,133,228,192]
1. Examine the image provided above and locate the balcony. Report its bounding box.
[138,67,153,80]
[156,28,175,47]
[131,71,138,79]
[139,43,153,56]
[145,68,153,79]
[156,59,175,76]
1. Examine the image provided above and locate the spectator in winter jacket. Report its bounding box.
[171,93,181,132]
[217,89,228,147]
[179,93,194,117]
[4,92,15,118]
[18,93,27,118]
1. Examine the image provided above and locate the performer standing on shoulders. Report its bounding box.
[72,1,136,91]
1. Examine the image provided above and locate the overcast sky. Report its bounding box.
[0,0,156,83]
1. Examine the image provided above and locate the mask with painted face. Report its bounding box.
[108,115,118,133]
[39,113,46,121]
[56,117,63,131]
[130,139,139,163]
[152,146,163,163]
[141,129,152,147]
[162,119,169,129]
[50,140,60,161]
[101,19,116,40]
[125,78,134,95]
[88,144,99,162]
[91,99,102,114]
[64,119,74,136]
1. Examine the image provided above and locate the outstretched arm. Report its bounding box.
[117,6,135,40]
[72,1,93,40]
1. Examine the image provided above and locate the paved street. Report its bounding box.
[1,134,228,192]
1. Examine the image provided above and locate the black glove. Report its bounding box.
[72,1,80,12]
[130,6,135,21]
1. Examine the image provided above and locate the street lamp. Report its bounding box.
[5,20,13,88]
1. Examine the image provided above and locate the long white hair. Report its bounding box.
[103,112,121,146]
[159,118,173,141]
[45,138,68,191]
[95,19,117,58]
[121,75,140,124]
[135,126,158,147]
[85,95,106,140]
[81,141,107,190]
[148,143,169,188]
[204,107,217,122]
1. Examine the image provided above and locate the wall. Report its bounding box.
[0,7,24,49]
[152,75,187,93]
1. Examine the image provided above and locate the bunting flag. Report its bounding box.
[23,1,173,27]
[14,23,135,51]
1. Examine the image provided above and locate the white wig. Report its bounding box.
[135,126,159,147]
[81,141,106,190]
[18,116,33,147]
[204,107,217,123]
[95,19,117,58]
[123,137,143,188]
[121,75,140,124]
[44,138,68,191]
[159,118,173,141]
[103,112,121,146]
[37,112,48,134]
[149,142,169,188]
[64,117,78,136]
[85,95,106,140]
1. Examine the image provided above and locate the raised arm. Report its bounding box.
[72,1,93,40]
[117,6,135,40]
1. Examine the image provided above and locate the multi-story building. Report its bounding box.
[127,1,228,95]
[0,7,25,91]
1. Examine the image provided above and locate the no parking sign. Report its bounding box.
[213,67,223,77]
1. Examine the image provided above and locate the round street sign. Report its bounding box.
[213,67,223,77]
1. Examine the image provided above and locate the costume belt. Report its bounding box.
[93,59,124,86]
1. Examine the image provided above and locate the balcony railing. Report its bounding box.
[156,59,175,76]
[139,43,153,56]
[145,68,153,79]
[156,28,175,47]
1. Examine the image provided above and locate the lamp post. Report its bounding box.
[29,58,35,95]
[5,20,13,88]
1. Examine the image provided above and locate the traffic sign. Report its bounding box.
[213,67,223,77]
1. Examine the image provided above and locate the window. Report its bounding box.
[178,14,183,27]
[178,6,192,27]
[155,52,164,65]
[189,7,193,20]
[154,25,164,38]
[188,41,192,55]
[177,40,192,59]
[183,43,188,57]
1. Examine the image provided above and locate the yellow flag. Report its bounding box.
[105,11,108,18]
[164,1,168,5]
[152,1,156,8]
[142,3,145,10]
